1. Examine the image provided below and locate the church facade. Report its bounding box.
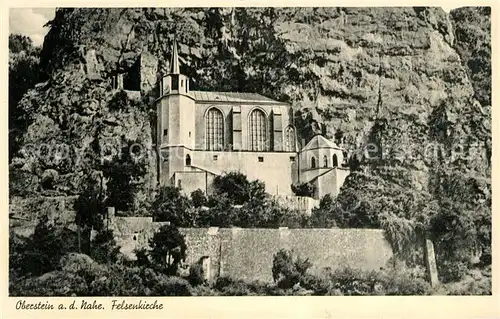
[155,41,350,200]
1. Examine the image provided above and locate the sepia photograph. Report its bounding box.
[8,6,492,297]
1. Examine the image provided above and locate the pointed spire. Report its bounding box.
[170,39,180,74]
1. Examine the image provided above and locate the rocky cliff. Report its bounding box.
[10,7,491,254]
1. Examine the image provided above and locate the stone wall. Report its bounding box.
[272,195,320,215]
[109,215,393,282]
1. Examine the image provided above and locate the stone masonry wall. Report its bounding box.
[109,215,393,282]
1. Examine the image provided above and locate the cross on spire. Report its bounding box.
[170,39,180,74]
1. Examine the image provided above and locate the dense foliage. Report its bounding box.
[291,182,315,197]
[152,172,310,228]
[148,224,187,275]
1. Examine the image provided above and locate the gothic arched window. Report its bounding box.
[323,155,328,168]
[249,109,267,151]
[311,156,316,168]
[332,154,339,167]
[284,126,296,152]
[185,154,191,166]
[206,108,224,150]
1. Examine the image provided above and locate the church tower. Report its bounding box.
[156,40,196,186]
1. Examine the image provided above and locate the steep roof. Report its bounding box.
[170,40,180,74]
[302,134,343,151]
[191,91,288,105]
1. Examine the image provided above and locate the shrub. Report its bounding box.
[187,261,205,286]
[133,248,151,268]
[190,284,219,296]
[108,90,130,111]
[384,273,431,295]
[438,260,469,283]
[291,182,315,197]
[90,229,121,264]
[327,266,432,296]
[272,249,312,289]
[214,277,256,296]
[153,276,192,296]
[213,277,274,296]
[10,270,89,296]
[299,273,333,295]
[190,189,207,208]
[329,267,375,295]
[15,215,78,277]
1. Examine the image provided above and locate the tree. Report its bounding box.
[190,189,207,208]
[152,186,192,225]
[90,229,121,264]
[212,171,266,205]
[310,194,337,228]
[102,141,148,212]
[430,199,478,263]
[149,224,187,275]
[74,171,106,254]
[199,193,236,227]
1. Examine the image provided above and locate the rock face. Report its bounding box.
[10,8,490,236]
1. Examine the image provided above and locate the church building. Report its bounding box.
[156,41,350,200]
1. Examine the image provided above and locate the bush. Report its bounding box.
[133,248,151,268]
[214,277,256,296]
[438,260,469,283]
[12,215,78,277]
[327,266,432,296]
[272,249,312,289]
[190,284,219,296]
[299,273,333,295]
[90,229,121,264]
[291,182,315,197]
[384,272,431,295]
[187,261,205,286]
[190,189,207,208]
[213,277,276,296]
[10,270,89,296]
[153,276,192,296]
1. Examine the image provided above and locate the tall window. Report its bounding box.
[249,109,267,151]
[332,154,339,167]
[323,155,328,168]
[206,108,224,150]
[311,157,316,168]
[284,126,296,152]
